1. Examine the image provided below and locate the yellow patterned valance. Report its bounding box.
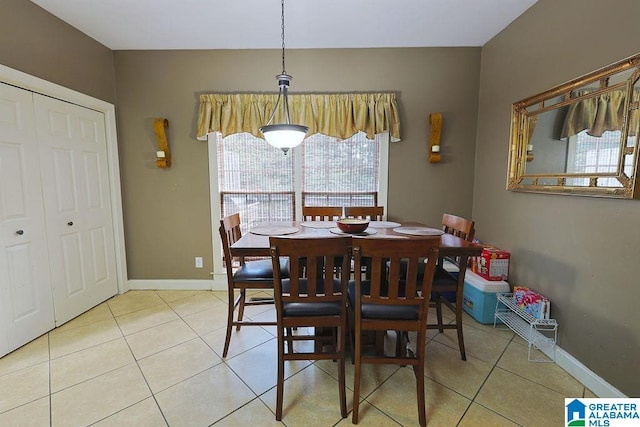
[196,93,401,142]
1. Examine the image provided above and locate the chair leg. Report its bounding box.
[236,289,246,331]
[414,330,427,427]
[285,328,294,353]
[435,296,444,333]
[352,328,362,424]
[414,362,427,427]
[346,309,355,365]
[338,326,347,418]
[455,301,466,361]
[276,328,285,421]
[222,289,236,358]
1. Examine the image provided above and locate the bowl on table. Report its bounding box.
[336,218,369,233]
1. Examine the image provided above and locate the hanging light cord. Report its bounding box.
[265,0,291,126]
[280,0,286,75]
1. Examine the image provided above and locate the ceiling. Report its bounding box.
[30,0,538,50]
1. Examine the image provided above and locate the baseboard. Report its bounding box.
[554,346,627,398]
[127,277,227,291]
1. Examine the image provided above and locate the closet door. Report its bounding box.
[34,94,117,325]
[0,83,55,355]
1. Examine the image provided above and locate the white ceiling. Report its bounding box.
[30,0,538,50]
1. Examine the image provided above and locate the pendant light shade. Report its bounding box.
[260,0,308,154]
[261,123,309,153]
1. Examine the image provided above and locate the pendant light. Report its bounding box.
[260,0,309,154]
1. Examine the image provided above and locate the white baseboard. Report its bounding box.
[554,346,627,398]
[127,276,227,291]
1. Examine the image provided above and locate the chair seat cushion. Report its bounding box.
[283,301,342,317]
[281,278,344,317]
[233,258,289,281]
[348,280,418,321]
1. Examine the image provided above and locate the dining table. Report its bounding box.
[230,220,482,261]
[230,219,483,357]
[230,220,482,287]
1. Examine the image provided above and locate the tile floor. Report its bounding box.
[0,290,594,426]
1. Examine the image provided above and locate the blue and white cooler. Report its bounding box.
[461,269,510,324]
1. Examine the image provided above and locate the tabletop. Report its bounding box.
[230,221,482,258]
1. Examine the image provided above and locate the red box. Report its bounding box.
[469,245,510,281]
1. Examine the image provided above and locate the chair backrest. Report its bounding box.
[219,213,243,271]
[302,206,343,221]
[269,237,351,306]
[352,238,440,320]
[441,213,475,242]
[344,206,384,221]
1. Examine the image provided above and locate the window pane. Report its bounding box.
[215,131,383,236]
[302,131,379,206]
[569,130,623,187]
[217,133,295,231]
[218,133,293,191]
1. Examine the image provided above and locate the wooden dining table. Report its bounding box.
[230,220,482,261]
[230,220,483,358]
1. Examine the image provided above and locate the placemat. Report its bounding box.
[329,227,378,236]
[250,226,300,236]
[392,226,444,236]
[300,221,337,229]
[367,221,401,228]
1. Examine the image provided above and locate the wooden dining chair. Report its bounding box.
[344,206,384,221]
[269,236,352,421]
[302,206,343,221]
[219,213,289,358]
[429,213,476,360]
[350,238,439,427]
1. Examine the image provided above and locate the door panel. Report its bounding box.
[34,94,117,325]
[0,83,55,356]
[51,148,77,212]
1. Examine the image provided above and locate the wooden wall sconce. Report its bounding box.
[428,112,442,163]
[154,118,171,168]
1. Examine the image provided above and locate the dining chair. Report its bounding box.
[269,236,352,421]
[429,213,476,360]
[344,206,384,221]
[219,213,289,358]
[302,206,343,221]
[349,237,439,427]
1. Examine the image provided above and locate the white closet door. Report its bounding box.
[0,83,55,355]
[34,94,117,325]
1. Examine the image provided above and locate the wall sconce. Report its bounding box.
[428,112,442,163]
[526,144,534,162]
[154,118,171,168]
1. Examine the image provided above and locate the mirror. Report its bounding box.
[507,53,640,198]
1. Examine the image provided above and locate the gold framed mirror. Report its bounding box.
[507,53,640,198]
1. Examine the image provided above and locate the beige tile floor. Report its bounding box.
[0,290,594,426]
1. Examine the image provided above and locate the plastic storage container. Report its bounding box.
[462,270,510,324]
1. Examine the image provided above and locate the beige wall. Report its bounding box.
[0,0,115,103]
[475,0,640,396]
[113,48,481,279]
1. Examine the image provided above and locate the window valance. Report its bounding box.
[560,89,638,138]
[196,93,401,142]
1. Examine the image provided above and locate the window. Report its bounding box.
[213,131,388,232]
[302,133,380,207]
[217,134,295,230]
[566,130,633,187]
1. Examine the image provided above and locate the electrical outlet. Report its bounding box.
[195,256,203,268]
